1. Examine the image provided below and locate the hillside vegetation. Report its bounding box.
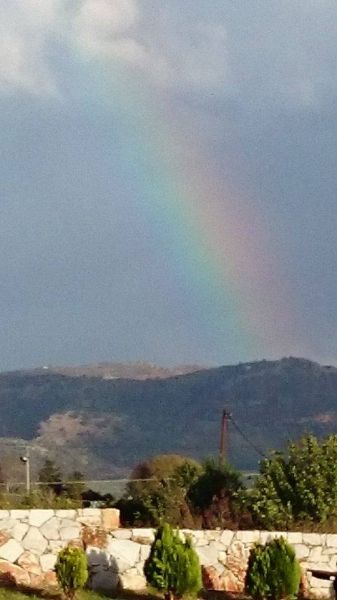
[0,357,336,477]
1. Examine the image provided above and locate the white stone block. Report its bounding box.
[193,537,208,547]
[40,553,57,572]
[113,530,132,540]
[131,528,154,542]
[60,526,81,540]
[10,510,29,520]
[190,530,205,539]
[308,546,324,562]
[77,515,101,526]
[107,539,141,566]
[294,544,310,559]
[195,544,219,566]
[0,539,23,562]
[22,527,48,555]
[310,576,333,589]
[220,530,234,547]
[326,534,337,548]
[307,562,331,571]
[272,531,288,539]
[119,569,146,590]
[40,517,60,541]
[29,510,54,527]
[287,532,303,544]
[0,511,9,519]
[259,531,273,544]
[323,546,337,555]
[303,533,323,546]
[49,540,68,553]
[0,518,15,531]
[140,545,150,561]
[12,522,29,541]
[55,510,77,519]
[82,508,101,517]
[205,530,221,541]
[60,518,77,528]
[236,530,260,544]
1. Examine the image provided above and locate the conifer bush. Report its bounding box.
[55,546,88,600]
[245,537,301,600]
[144,523,201,599]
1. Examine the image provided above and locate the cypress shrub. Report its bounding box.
[245,537,301,600]
[55,546,88,600]
[144,522,201,599]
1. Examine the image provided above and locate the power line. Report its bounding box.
[230,416,267,459]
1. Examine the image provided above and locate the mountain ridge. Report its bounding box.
[0,356,336,480]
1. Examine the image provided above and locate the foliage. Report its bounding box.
[247,434,337,528]
[188,458,242,510]
[0,488,82,510]
[144,523,201,598]
[129,454,201,498]
[187,458,242,527]
[119,455,245,528]
[38,459,63,495]
[55,546,88,600]
[245,537,301,600]
[123,455,202,527]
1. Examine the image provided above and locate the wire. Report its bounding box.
[230,416,267,459]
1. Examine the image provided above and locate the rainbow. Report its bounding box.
[80,63,305,360]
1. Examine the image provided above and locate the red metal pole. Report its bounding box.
[219,409,231,464]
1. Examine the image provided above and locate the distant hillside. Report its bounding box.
[0,357,337,479]
[29,361,203,380]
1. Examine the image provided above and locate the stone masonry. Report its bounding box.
[0,510,336,599]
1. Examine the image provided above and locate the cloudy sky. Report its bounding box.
[1,0,337,370]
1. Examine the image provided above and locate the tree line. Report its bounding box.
[1,433,337,531]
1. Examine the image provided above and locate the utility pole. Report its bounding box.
[20,447,31,494]
[219,408,231,465]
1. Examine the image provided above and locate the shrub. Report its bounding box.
[55,546,88,600]
[247,434,337,529]
[122,455,202,527]
[144,523,201,599]
[188,458,242,528]
[245,537,301,600]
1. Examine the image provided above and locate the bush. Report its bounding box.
[122,455,202,528]
[188,458,242,528]
[55,546,88,600]
[144,523,201,599]
[245,537,301,600]
[247,434,337,529]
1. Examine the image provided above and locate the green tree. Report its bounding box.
[188,458,242,527]
[144,523,201,600]
[247,434,337,528]
[55,546,88,600]
[124,454,202,527]
[129,454,201,498]
[245,537,301,600]
[188,457,242,510]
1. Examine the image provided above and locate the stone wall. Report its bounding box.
[0,511,336,599]
[0,508,119,589]
[89,528,337,599]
